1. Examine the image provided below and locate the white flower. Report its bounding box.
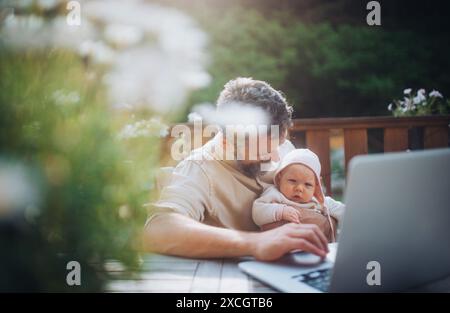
[159,128,169,138]
[67,91,81,104]
[1,15,96,51]
[118,205,131,219]
[36,0,60,10]
[180,71,212,90]
[403,97,413,109]
[85,0,209,111]
[49,17,97,51]
[104,47,189,112]
[413,93,426,105]
[418,88,426,95]
[188,112,203,123]
[1,14,45,48]
[387,103,393,111]
[429,90,443,98]
[0,160,40,218]
[3,0,210,114]
[104,24,144,49]
[117,118,169,140]
[3,0,33,9]
[403,88,412,95]
[79,40,116,65]
[52,90,80,106]
[84,0,209,58]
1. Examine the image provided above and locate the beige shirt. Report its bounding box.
[147,133,295,231]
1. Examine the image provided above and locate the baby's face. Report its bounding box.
[278,164,316,203]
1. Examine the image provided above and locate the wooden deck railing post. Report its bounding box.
[305,130,332,196]
[384,128,409,152]
[343,128,368,173]
[424,126,449,149]
[163,116,449,196]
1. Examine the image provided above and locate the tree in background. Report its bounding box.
[157,0,450,118]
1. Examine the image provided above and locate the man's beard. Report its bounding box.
[236,161,270,178]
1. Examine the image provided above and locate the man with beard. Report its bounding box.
[143,78,329,261]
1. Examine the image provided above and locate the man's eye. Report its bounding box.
[305,183,313,187]
[288,179,296,183]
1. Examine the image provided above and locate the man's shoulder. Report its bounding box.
[175,145,217,176]
[184,144,214,162]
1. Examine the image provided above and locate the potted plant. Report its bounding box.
[388,88,450,149]
[388,88,450,117]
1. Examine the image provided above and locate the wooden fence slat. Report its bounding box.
[305,130,331,196]
[292,116,450,131]
[288,130,305,150]
[384,128,409,152]
[424,126,449,149]
[344,128,368,172]
[161,117,450,186]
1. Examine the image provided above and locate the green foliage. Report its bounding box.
[180,6,450,118]
[0,50,156,291]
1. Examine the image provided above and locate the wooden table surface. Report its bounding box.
[103,254,275,293]
[102,253,450,293]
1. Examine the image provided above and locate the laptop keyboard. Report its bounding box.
[292,268,332,292]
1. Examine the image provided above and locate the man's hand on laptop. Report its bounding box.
[252,223,329,261]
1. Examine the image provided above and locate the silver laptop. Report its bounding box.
[239,148,450,292]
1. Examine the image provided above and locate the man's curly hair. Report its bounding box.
[216,77,293,134]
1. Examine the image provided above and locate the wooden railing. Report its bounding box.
[289,115,450,195]
[162,116,450,196]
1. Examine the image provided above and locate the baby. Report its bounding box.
[252,149,345,242]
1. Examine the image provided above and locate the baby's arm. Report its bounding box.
[252,197,284,226]
[252,187,300,226]
[280,206,301,224]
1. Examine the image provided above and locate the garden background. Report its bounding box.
[1,0,449,291]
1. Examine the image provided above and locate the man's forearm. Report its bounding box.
[143,213,258,258]
[261,220,289,231]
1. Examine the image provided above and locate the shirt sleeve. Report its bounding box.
[146,159,211,225]
[252,186,286,226]
[324,196,346,223]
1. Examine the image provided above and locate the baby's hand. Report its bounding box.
[281,206,301,224]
